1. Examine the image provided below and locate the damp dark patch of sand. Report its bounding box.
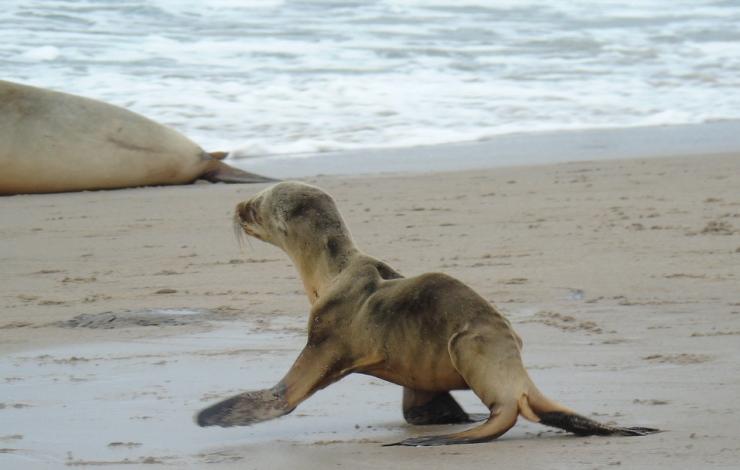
[0,322,33,329]
[65,455,168,466]
[55,309,216,329]
[690,330,740,337]
[0,403,32,410]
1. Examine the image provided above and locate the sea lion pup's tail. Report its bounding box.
[519,379,660,437]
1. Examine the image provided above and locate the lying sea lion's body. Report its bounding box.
[197,182,658,445]
[0,80,272,195]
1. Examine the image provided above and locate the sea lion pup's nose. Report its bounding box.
[235,201,250,223]
[236,200,260,225]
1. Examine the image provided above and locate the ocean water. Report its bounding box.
[2,0,740,160]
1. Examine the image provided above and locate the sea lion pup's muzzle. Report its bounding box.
[234,196,268,242]
[236,200,260,226]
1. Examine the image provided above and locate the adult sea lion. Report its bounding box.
[0,80,273,195]
[196,182,659,446]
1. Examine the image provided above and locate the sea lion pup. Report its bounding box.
[196,182,659,446]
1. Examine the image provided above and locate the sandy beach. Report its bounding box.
[1,150,739,468]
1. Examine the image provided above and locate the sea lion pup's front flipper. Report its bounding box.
[200,157,277,184]
[196,387,290,427]
[402,388,486,425]
[196,340,348,428]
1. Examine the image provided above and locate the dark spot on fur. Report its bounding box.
[363,279,377,296]
[288,199,312,219]
[326,237,340,258]
[395,279,442,314]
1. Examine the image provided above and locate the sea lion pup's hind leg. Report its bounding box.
[402,389,486,425]
[389,327,659,446]
[196,341,348,428]
[389,328,523,446]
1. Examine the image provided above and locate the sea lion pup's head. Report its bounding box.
[234,182,356,264]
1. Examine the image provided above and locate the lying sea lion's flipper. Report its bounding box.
[402,388,483,425]
[208,151,228,160]
[201,160,276,184]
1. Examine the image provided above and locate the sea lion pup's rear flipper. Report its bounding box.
[522,385,661,437]
[196,340,348,428]
[201,159,277,184]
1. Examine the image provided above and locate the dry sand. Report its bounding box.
[1,153,739,469]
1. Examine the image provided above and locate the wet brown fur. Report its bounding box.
[196,182,659,446]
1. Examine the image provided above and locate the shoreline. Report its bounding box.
[234,120,740,179]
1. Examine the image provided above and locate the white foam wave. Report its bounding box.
[1,0,740,159]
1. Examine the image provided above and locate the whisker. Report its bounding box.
[233,212,246,252]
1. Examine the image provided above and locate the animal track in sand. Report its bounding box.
[33,269,65,274]
[66,456,167,466]
[154,270,182,275]
[642,353,712,365]
[521,311,603,334]
[0,403,32,409]
[107,442,142,448]
[664,273,706,279]
[632,399,669,405]
[0,321,32,329]
[690,330,740,337]
[56,309,211,329]
[685,220,736,236]
[61,276,97,283]
[154,288,178,294]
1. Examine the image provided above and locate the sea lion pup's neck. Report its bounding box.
[236,181,362,305]
[284,229,359,305]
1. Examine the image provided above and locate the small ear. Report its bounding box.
[275,218,289,236]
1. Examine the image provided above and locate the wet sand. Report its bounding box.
[1,153,739,468]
